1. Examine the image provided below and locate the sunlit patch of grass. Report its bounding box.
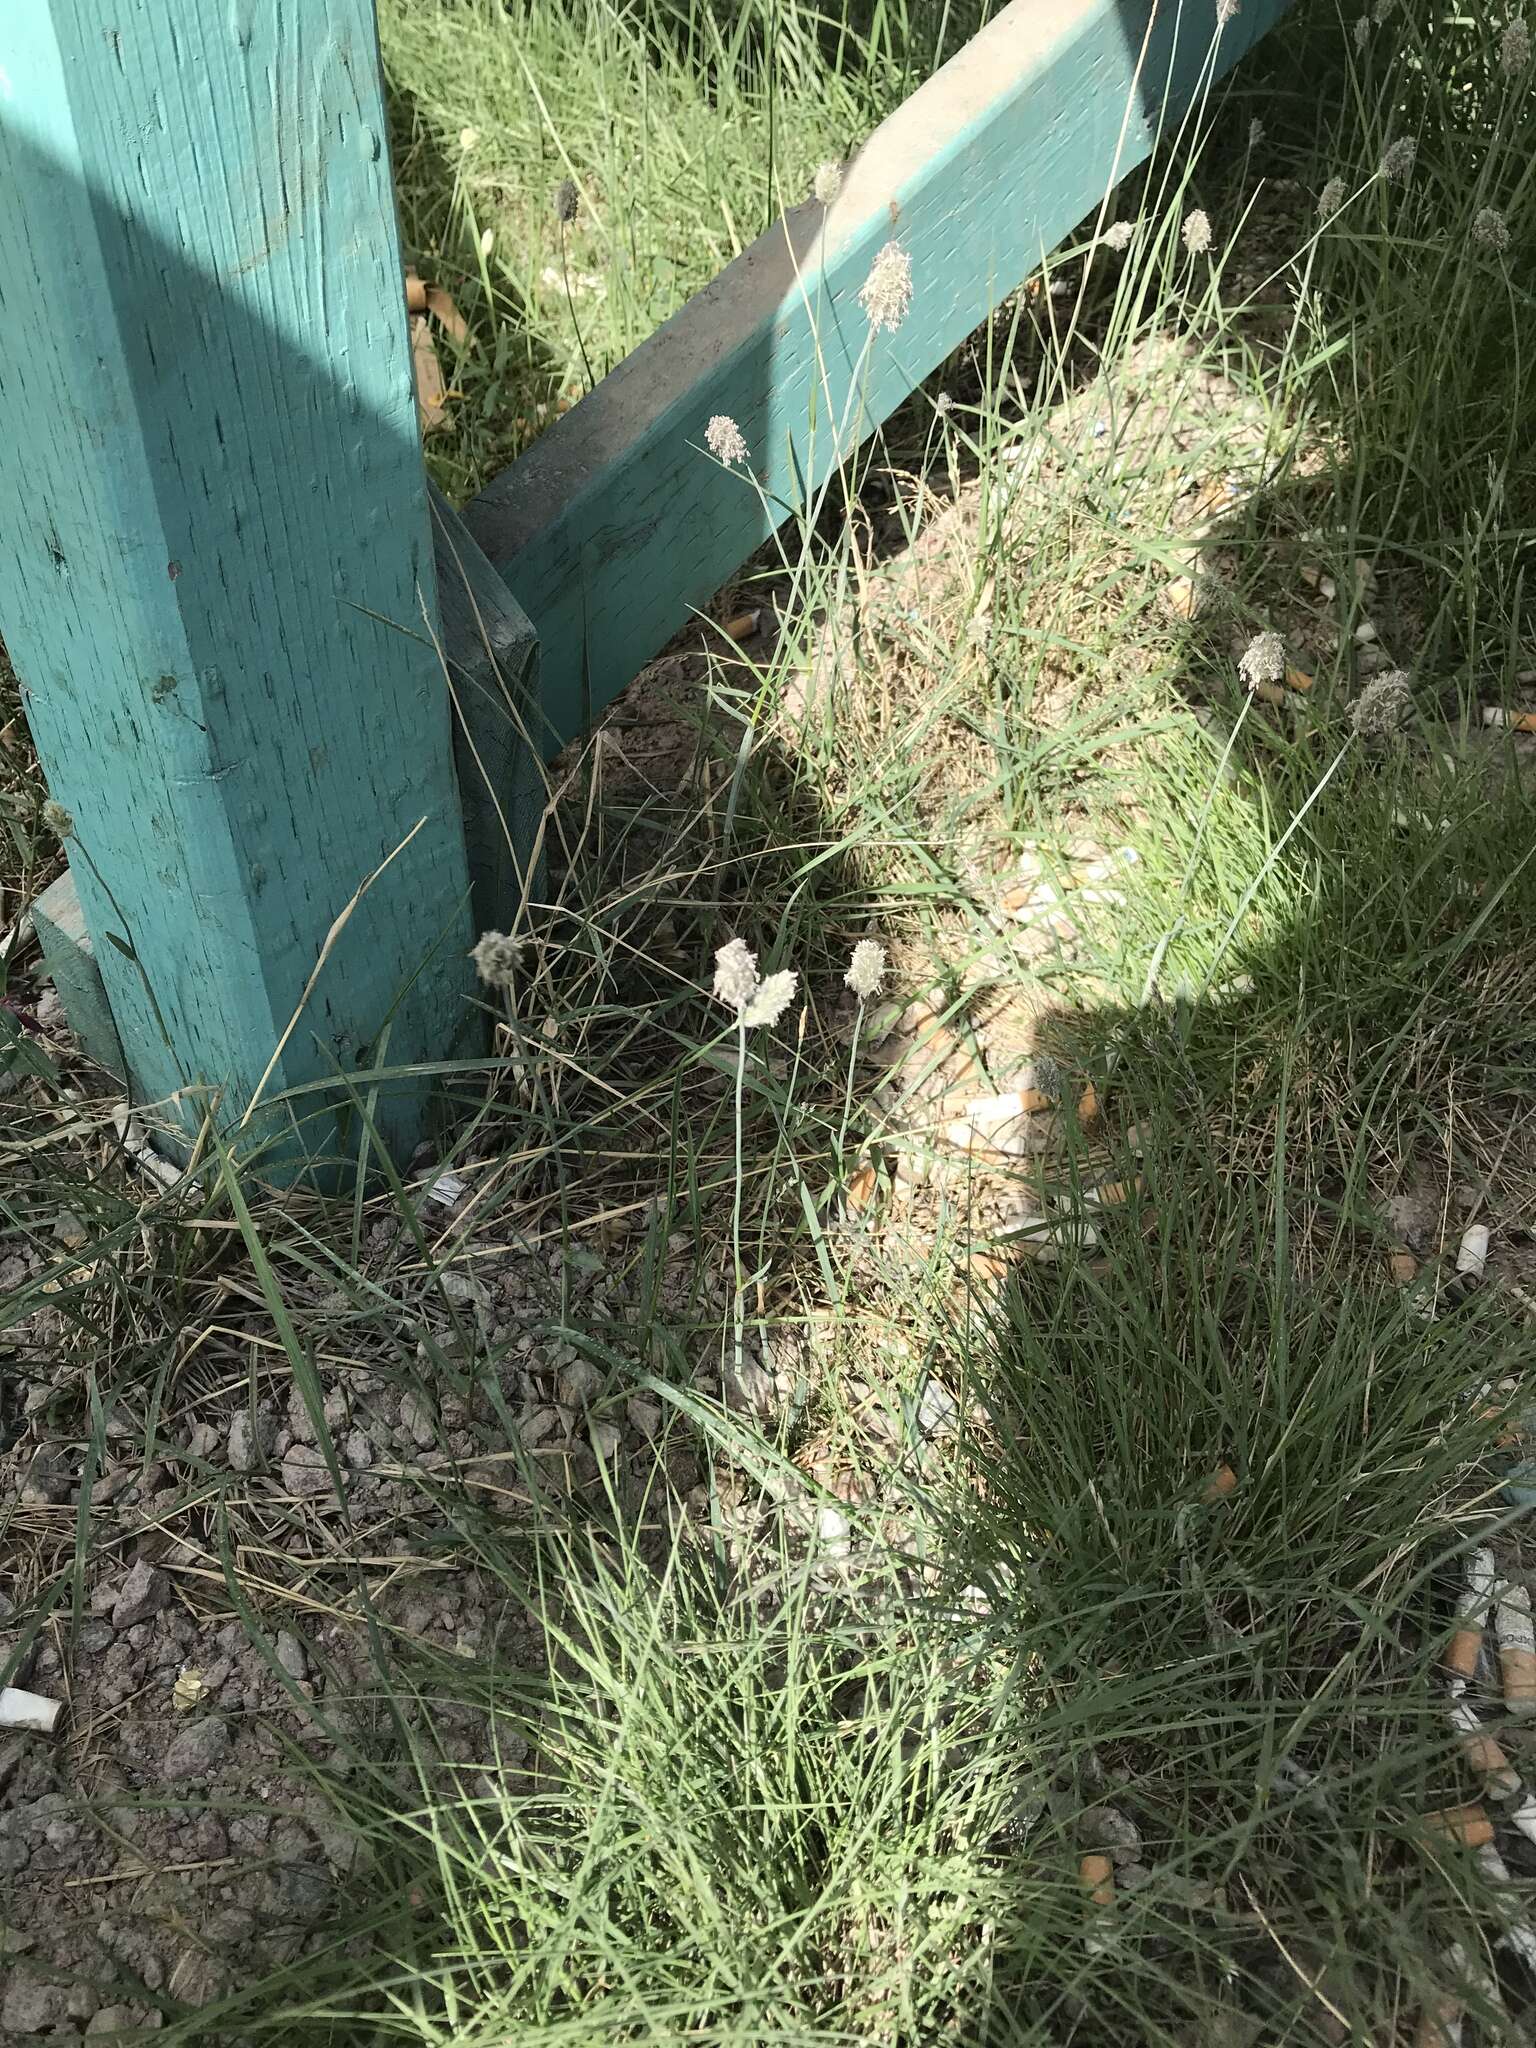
[7,1,1536,2038]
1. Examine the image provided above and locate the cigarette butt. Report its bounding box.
[0,1687,64,1736]
[404,270,428,314]
[1496,1583,1536,1716]
[721,609,761,644]
[1076,1082,1100,1125]
[1078,1852,1115,1906]
[1423,1803,1494,1849]
[1456,1225,1489,1280]
[1389,1248,1419,1285]
[1086,1178,1142,1208]
[1249,679,1289,708]
[1203,1463,1238,1501]
[424,285,471,346]
[1448,1698,1521,1793]
[1482,706,1536,733]
[1467,1548,1497,1601]
[943,1120,1027,1159]
[1505,1795,1536,1846]
[1017,1219,1100,1261]
[963,1089,1051,1121]
[1285,664,1315,692]
[844,1163,879,1215]
[1444,1592,1484,1682]
[1412,1990,1464,2048]
[966,1252,1012,1289]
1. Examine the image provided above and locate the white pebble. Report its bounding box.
[1456,1224,1489,1279]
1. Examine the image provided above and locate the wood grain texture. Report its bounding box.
[0,3,475,1161]
[466,0,1293,750]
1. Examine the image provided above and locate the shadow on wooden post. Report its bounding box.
[0,5,539,1178]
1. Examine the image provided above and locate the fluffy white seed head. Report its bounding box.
[1502,16,1530,73]
[1248,117,1265,149]
[1239,630,1287,687]
[1216,0,1240,23]
[1182,208,1213,255]
[705,414,750,465]
[1473,205,1510,251]
[1103,220,1135,252]
[1350,670,1413,738]
[859,241,913,333]
[740,969,798,1029]
[845,940,887,1001]
[1380,136,1417,183]
[471,930,522,988]
[41,798,74,840]
[1318,175,1348,219]
[713,937,759,1012]
[812,160,843,205]
[1353,14,1371,47]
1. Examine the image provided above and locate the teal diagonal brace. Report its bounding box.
[0,3,478,1167]
[466,0,1293,752]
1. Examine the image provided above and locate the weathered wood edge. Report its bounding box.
[466,0,1291,751]
[33,872,125,1083]
[428,487,549,931]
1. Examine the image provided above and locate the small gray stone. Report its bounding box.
[111,1559,171,1632]
[441,1269,491,1311]
[227,1409,277,1473]
[723,1356,775,1418]
[2,1969,66,2034]
[342,1429,373,1470]
[398,1390,436,1450]
[162,1715,231,1783]
[520,1405,562,1447]
[168,1948,227,2007]
[286,1385,317,1443]
[274,1630,307,1681]
[557,1360,602,1411]
[89,2007,160,2036]
[626,1396,662,1441]
[280,1444,333,1498]
[78,1617,115,1655]
[916,1380,958,1437]
[19,1448,70,1506]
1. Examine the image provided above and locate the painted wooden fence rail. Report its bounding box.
[466,0,1293,751]
[8,0,1293,1169]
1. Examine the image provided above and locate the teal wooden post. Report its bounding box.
[0,5,477,1165]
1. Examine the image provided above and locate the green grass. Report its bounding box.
[380,0,996,495]
[6,0,1536,2039]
